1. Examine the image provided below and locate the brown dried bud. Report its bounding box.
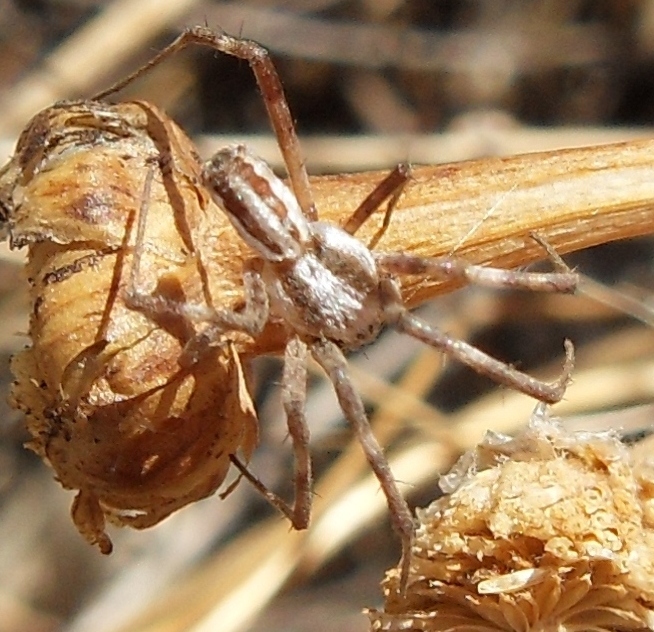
[369,405,654,631]
[0,100,258,554]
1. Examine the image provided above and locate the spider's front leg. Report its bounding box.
[123,163,270,365]
[175,266,270,367]
[125,260,270,367]
[93,26,315,220]
[378,262,575,404]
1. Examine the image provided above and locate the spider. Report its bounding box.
[95,27,577,592]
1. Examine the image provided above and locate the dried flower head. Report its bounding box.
[369,405,654,632]
[0,100,258,554]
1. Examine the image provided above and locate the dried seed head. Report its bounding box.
[369,405,654,632]
[1,100,259,553]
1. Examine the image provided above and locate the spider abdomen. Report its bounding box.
[264,221,384,347]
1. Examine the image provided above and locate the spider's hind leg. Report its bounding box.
[379,274,575,404]
[311,338,414,596]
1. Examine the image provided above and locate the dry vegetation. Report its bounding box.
[371,406,654,631]
[2,1,654,632]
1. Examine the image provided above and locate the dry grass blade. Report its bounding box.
[193,124,654,173]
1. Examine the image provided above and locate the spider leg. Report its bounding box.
[121,166,192,331]
[122,160,269,365]
[92,26,315,221]
[58,167,154,412]
[342,163,411,247]
[311,338,413,596]
[228,336,313,529]
[279,336,313,528]
[380,277,575,404]
[176,267,269,367]
[127,262,268,341]
[377,252,578,294]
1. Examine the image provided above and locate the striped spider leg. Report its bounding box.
[100,27,577,594]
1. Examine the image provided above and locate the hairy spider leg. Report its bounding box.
[229,336,313,530]
[311,338,415,597]
[342,163,412,247]
[377,256,576,403]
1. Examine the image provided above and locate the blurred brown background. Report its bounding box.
[2,2,654,631]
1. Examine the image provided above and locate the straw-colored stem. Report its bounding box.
[248,137,654,352]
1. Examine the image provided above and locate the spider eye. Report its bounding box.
[203,145,309,262]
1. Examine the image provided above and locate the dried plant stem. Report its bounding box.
[4,126,653,356]
[250,137,654,353]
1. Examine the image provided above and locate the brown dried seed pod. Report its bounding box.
[0,100,258,554]
[369,405,654,631]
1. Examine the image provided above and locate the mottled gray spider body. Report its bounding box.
[206,145,386,350]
